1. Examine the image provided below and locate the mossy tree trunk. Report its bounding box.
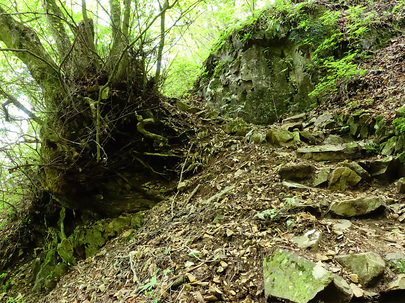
[0,1,187,215]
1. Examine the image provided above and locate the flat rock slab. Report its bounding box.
[330,196,384,217]
[263,249,352,303]
[297,143,361,161]
[335,252,386,285]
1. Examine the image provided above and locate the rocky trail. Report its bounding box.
[31,105,405,303]
[5,25,405,303]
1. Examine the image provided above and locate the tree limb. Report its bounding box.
[0,86,42,124]
[0,6,65,100]
[43,0,72,60]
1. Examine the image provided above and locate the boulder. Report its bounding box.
[335,252,386,285]
[343,162,372,182]
[358,157,397,181]
[329,196,384,217]
[296,143,361,161]
[263,249,352,303]
[266,128,297,147]
[224,117,250,136]
[381,136,397,156]
[278,164,315,181]
[299,130,321,145]
[328,167,362,191]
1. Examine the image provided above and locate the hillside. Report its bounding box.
[3,35,404,303]
[2,1,405,302]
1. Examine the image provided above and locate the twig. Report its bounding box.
[129,251,139,285]
[172,143,193,218]
[203,184,236,204]
[184,184,200,205]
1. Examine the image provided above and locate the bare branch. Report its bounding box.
[0,86,42,124]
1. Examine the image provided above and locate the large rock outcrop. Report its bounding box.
[196,1,394,124]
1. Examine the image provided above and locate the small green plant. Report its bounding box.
[254,209,279,221]
[393,117,405,134]
[139,269,159,294]
[5,295,26,303]
[309,5,375,98]
[310,52,367,98]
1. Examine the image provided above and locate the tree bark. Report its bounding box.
[43,0,72,61]
[155,0,168,92]
[0,6,64,104]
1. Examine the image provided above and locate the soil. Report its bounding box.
[3,29,405,303]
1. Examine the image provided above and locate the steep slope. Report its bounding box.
[3,1,405,302]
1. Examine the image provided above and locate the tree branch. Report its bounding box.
[0,6,65,101]
[0,86,42,124]
[43,0,72,60]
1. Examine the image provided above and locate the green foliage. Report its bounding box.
[6,295,26,303]
[310,53,367,97]
[162,56,202,97]
[309,4,375,98]
[393,117,405,134]
[139,268,159,301]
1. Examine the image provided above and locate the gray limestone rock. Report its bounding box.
[281,121,303,131]
[385,252,405,274]
[324,135,346,145]
[387,274,405,290]
[359,156,397,181]
[266,128,296,147]
[314,114,335,130]
[330,219,352,234]
[279,164,315,181]
[283,113,307,124]
[299,130,319,145]
[263,249,352,303]
[397,177,405,194]
[313,168,331,187]
[297,143,361,162]
[330,196,384,217]
[381,136,397,156]
[335,252,386,285]
[343,162,372,182]
[282,181,312,190]
[328,167,362,191]
[292,229,322,251]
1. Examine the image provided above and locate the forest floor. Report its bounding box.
[5,35,405,303]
